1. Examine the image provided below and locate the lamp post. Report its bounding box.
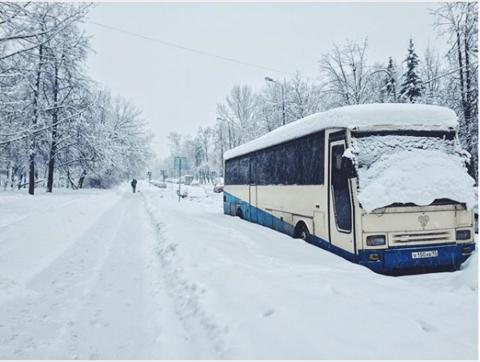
[265,76,286,126]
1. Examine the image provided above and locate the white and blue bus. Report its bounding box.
[223,104,476,274]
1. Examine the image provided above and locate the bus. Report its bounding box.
[223,103,476,274]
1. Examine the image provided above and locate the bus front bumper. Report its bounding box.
[358,242,475,274]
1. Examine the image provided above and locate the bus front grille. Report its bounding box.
[391,230,453,244]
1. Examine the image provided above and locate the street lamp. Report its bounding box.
[264,76,286,126]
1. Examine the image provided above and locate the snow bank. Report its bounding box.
[224,103,457,160]
[454,251,478,292]
[141,185,477,359]
[355,149,476,212]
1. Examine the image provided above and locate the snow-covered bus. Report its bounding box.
[223,104,476,274]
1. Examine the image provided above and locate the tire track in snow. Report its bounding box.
[142,193,230,358]
[55,194,162,359]
[0,194,128,358]
[57,192,220,359]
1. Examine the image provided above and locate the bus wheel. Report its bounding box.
[236,208,244,219]
[295,222,310,241]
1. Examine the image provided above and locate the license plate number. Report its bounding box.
[412,250,438,259]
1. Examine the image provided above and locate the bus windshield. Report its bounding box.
[352,131,458,167]
[349,131,475,212]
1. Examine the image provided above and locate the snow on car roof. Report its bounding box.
[224,103,458,160]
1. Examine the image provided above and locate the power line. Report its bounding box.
[422,60,478,84]
[90,20,472,88]
[88,20,297,78]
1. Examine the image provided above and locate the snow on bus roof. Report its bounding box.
[224,103,457,160]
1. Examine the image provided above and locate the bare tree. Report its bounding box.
[0,2,90,61]
[287,72,322,119]
[0,3,152,192]
[320,38,373,106]
[433,2,478,179]
[420,45,443,104]
[216,85,259,148]
[43,5,90,192]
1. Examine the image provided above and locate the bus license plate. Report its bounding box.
[411,250,438,259]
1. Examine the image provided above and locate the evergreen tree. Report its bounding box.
[400,38,423,103]
[382,57,397,102]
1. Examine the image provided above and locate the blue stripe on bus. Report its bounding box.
[223,191,475,274]
[359,243,475,273]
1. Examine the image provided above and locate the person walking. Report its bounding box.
[131,178,137,193]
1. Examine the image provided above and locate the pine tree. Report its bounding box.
[383,57,397,102]
[400,38,423,103]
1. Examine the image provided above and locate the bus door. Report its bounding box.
[249,158,258,223]
[328,132,355,254]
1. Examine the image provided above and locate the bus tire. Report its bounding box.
[294,222,310,242]
[236,208,244,219]
[450,263,460,272]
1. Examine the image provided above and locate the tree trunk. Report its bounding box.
[463,22,473,149]
[47,59,60,192]
[78,170,86,189]
[456,30,467,114]
[66,168,77,189]
[28,44,43,195]
[5,159,10,191]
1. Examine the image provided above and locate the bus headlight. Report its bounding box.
[462,246,473,254]
[456,229,471,241]
[366,234,386,246]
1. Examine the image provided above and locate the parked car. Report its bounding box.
[181,175,194,185]
[151,180,167,188]
[213,184,224,193]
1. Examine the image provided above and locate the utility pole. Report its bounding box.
[178,158,181,202]
[265,76,286,126]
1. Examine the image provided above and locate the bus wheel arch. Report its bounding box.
[294,221,311,241]
[236,207,244,219]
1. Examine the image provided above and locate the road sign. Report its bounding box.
[174,157,187,169]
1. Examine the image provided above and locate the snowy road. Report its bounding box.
[0,182,477,359]
[0,187,219,358]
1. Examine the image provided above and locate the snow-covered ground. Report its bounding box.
[0,182,477,359]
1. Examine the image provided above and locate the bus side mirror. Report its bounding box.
[342,157,357,178]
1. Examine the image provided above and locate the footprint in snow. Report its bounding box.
[262,308,275,317]
[417,319,435,333]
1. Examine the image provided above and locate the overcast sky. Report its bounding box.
[82,2,446,158]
